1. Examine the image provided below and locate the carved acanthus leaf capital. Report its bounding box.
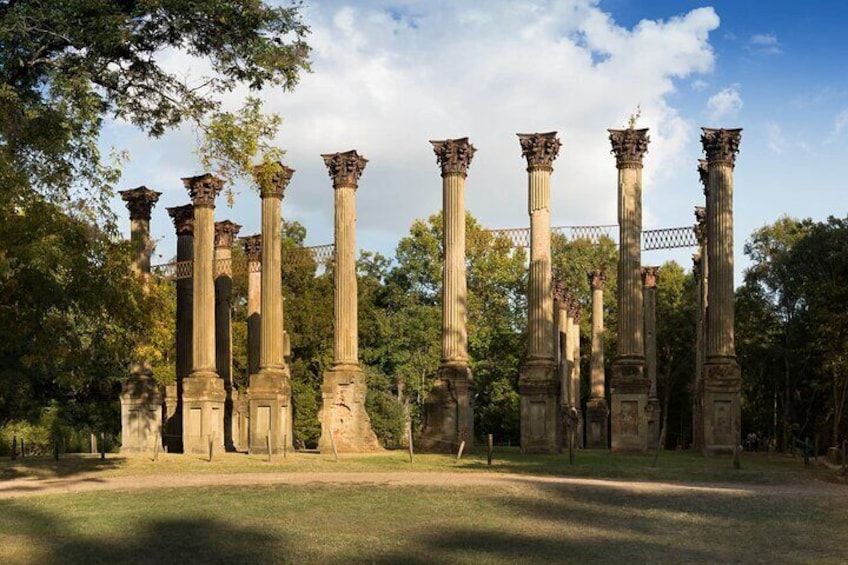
[322,150,367,188]
[214,220,242,248]
[167,204,194,236]
[430,137,476,177]
[701,128,742,167]
[692,252,702,276]
[255,161,294,199]
[241,234,262,261]
[517,131,561,171]
[641,266,660,288]
[694,206,707,245]
[587,268,607,290]
[697,159,709,195]
[182,173,223,208]
[608,128,650,169]
[568,301,581,322]
[119,186,162,221]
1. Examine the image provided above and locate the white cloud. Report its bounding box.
[706,86,743,122]
[748,33,781,55]
[111,1,722,253]
[691,79,708,91]
[765,121,786,154]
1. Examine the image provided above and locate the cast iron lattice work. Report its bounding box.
[151,226,697,280]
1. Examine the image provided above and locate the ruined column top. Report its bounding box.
[588,269,607,290]
[641,266,661,288]
[322,150,367,188]
[701,128,742,167]
[553,280,566,306]
[517,131,561,171]
[254,161,294,199]
[697,158,709,195]
[608,128,650,169]
[694,206,707,245]
[568,301,582,323]
[214,220,242,249]
[430,137,476,177]
[119,186,162,221]
[182,173,223,208]
[167,204,194,236]
[692,252,702,275]
[241,234,262,261]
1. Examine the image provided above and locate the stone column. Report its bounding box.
[165,204,195,453]
[181,173,225,454]
[586,269,609,449]
[240,234,261,451]
[642,266,661,449]
[701,128,742,454]
[118,186,163,453]
[692,192,708,452]
[518,131,562,454]
[553,282,568,449]
[420,137,476,452]
[608,127,650,453]
[249,164,294,455]
[318,151,380,453]
[563,294,576,439]
[214,220,241,452]
[569,302,584,448]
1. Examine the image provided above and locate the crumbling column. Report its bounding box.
[215,220,241,452]
[518,131,562,454]
[165,204,195,453]
[118,186,163,453]
[554,282,567,448]
[642,266,661,449]
[420,137,476,452]
[701,128,742,454]
[239,234,261,451]
[692,191,708,451]
[318,151,380,453]
[586,269,609,449]
[249,164,294,455]
[181,173,225,454]
[608,127,650,453]
[569,302,584,448]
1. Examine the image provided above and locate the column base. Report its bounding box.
[610,357,650,453]
[248,368,293,455]
[647,396,662,450]
[419,364,475,453]
[585,397,609,449]
[702,358,741,455]
[120,364,163,454]
[181,372,226,455]
[163,383,183,453]
[519,361,560,454]
[318,366,382,454]
[232,389,249,452]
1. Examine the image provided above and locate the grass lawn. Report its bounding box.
[1,450,846,564]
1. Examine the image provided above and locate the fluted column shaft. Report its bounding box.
[590,278,605,399]
[442,172,468,363]
[260,193,285,371]
[564,307,575,405]
[528,168,554,361]
[617,165,644,358]
[243,235,262,378]
[333,185,358,367]
[175,231,194,381]
[642,267,659,397]
[192,205,217,374]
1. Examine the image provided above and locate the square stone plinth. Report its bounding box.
[419,364,475,453]
[585,398,609,449]
[318,367,381,454]
[181,373,226,455]
[248,369,292,455]
[519,362,561,454]
[162,383,183,453]
[610,359,649,453]
[703,360,741,455]
[120,368,163,454]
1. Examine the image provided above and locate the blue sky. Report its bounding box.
[108,0,848,283]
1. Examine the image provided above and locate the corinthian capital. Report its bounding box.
[322,150,368,188]
[701,128,742,167]
[119,186,162,221]
[241,234,262,261]
[588,269,607,290]
[167,204,194,236]
[517,131,561,171]
[182,173,223,208]
[254,161,294,199]
[430,137,476,177]
[694,206,707,246]
[641,266,660,288]
[214,220,242,248]
[697,158,709,195]
[608,128,650,169]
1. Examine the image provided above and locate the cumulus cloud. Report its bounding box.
[748,33,781,55]
[706,86,743,122]
[112,0,722,254]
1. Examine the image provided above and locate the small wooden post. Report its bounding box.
[456,441,466,461]
[208,434,214,463]
[283,434,287,459]
[99,432,106,461]
[90,433,97,454]
[11,434,17,461]
[487,434,493,466]
[266,431,272,463]
[407,428,414,464]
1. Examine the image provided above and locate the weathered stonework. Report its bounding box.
[215,220,241,452]
[249,163,294,455]
[318,152,381,453]
[608,128,650,453]
[518,132,561,454]
[692,191,709,452]
[701,128,742,455]
[118,186,162,454]
[586,269,609,449]
[181,173,226,454]
[421,138,476,452]
[642,266,661,449]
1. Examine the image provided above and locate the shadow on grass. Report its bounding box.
[0,455,125,481]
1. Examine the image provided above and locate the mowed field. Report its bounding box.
[1,450,846,564]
